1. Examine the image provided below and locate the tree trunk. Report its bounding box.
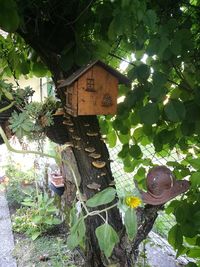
[63,114,128,266]
[51,113,162,266]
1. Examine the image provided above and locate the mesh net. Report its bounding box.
[109,144,190,266]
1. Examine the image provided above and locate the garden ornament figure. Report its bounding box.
[141,166,190,205]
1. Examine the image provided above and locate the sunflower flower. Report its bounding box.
[125,196,142,208]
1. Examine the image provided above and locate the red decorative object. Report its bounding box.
[141,166,190,205]
[51,173,64,188]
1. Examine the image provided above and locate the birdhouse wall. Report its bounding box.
[77,65,118,115]
[64,82,78,116]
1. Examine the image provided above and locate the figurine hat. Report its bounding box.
[141,166,190,205]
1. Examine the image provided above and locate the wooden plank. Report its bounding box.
[65,82,78,116]
[77,65,118,115]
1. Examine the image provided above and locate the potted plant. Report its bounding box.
[49,170,65,196]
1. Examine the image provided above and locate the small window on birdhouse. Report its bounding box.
[66,92,72,107]
[86,78,95,92]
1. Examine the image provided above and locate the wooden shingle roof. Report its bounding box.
[58,60,130,88]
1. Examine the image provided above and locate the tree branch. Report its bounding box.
[108,52,136,67]
[130,204,163,263]
[66,0,95,25]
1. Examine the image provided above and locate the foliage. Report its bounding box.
[4,161,36,206]
[0,0,200,262]
[66,187,141,258]
[12,193,62,240]
[0,80,34,108]
[9,96,61,140]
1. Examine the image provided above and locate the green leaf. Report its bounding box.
[118,133,130,144]
[67,217,86,250]
[147,38,160,55]
[31,231,41,240]
[149,85,166,100]
[190,172,200,187]
[188,159,200,170]
[164,99,186,122]
[135,64,150,83]
[0,0,20,32]
[170,38,182,56]
[107,130,117,148]
[143,9,157,30]
[67,232,80,250]
[47,207,57,212]
[52,218,62,225]
[186,263,198,267]
[181,222,197,238]
[99,119,110,135]
[19,61,30,75]
[118,144,129,159]
[124,208,137,241]
[108,19,116,40]
[123,159,135,173]
[32,62,48,77]
[129,145,142,159]
[152,72,167,87]
[158,36,170,57]
[168,224,183,250]
[32,215,43,224]
[95,223,119,258]
[22,201,35,207]
[187,248,200,258]
[139,103,160,125]
[86,187,116,208]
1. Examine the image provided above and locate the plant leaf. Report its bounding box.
[31,231,41,240]
[0,0,20,32]
[86,187,116,207]
[168,224,183,250]
[164,99,186,122]
[95,223,119,258]
[139,103,160,125]
[124,208,137,241]
[67,217,86,250]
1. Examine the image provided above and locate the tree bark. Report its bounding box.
[63,115,128,267]
[45,113,163,266]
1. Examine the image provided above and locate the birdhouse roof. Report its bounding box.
[58,60,130,88]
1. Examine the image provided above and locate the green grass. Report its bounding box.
[13,235,83,267]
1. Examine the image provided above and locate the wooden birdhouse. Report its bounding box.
[58,60,130,116]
